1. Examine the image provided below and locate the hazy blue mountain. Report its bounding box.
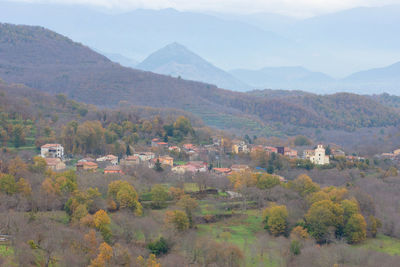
[282,5,400,76]
[137,43,251,91]
[102,52,138,68]
[207,12,298,33]
[0,1,299,72]
[230,66,335,93]
[340,61,400,94]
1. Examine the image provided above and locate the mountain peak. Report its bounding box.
[136,43,250,91]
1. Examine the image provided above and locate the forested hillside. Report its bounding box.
[1,23,400,133]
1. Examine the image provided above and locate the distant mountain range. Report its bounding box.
[1,1,400,81]
[230,66,334,93]
[1,23,399,135]
[136,43,251,91]
[230,63,400,94]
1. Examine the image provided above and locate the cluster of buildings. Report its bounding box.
[40,144,66,171]
[40,134,342,176]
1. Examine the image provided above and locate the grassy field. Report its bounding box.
[355,234,400,256]
[197,209,281,266]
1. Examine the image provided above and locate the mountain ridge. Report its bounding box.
[137,42,251,91]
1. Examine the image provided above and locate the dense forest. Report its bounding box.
[1,23,400,134]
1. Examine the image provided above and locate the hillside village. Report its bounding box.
[40,135,367,178]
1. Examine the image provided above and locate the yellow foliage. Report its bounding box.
[94,209,111,229]
[228,171,257,190]
[290,226,309,240]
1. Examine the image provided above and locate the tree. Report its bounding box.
[89,242,113,267]
[294,135,311,146]
[16,178,32,196]
[344,214,367,244]
[367,216,382,238]
[30,156,47,173]
[12,124,25,148]
[147,237,169,256]
[0,173,16,195]
[150,184,169,209]
[288,174,320,196]
[94,210,112,243]
[165,210,189,231]
[154,159,163,172]
[108,180,142,215]
[305,200,344,243]
[263,205,288,236]
[126,144,132,156]
[256,173,281,190]
[177,195,198,228]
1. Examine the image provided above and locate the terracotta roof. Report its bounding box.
[157,142,168,145]
[213,168,231,173]
[126,156,139,160]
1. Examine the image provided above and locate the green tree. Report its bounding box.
[263,205,288,236]
[289,174,320,196]
[305,199,344,243]
[150,184,169,209]
[108,180,143,215]
[12,124,25,148]
[165,210,189,231]
[256,174,280,190]
[344,214,367,244]
[0,174,17,195]
[154,159,163,172]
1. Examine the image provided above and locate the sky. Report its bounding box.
[8,0,400,17]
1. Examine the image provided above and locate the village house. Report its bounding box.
[186,161,208,172]
[183,144,196,151]
[172,161,208,174]
[265,146,278,154]
[331,148,346,158]
[96,154,118,165]
[152,155,174,167]
[171,165,187,174]
[104,165,124,174]
[168,146,181,153]
[120,155,140,166]
[213,168,232,175]
[303,149,315,159]
[76,161,98,171]
[45,158,66,171]
[231,164,250,172]
[41,144,64,159]
[284,148,298,158]
[78,157,95,163]
[232,140,249,154]
[309,145,330,165]
[134,152,155,162]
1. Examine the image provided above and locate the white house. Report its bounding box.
[41,144,64,159]
[310,145,330,165]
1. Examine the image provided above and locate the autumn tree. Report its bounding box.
[107,180,142,215]
[263,205,288,236]
[177,194,198,228]
[288,174,320,196]
[344,214,367,244]
[165,210,189,231]
[305,199,343,243]
[94,210,112,243]
[89,242,113,267]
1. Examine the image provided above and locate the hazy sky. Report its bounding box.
[9,0,400,17]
